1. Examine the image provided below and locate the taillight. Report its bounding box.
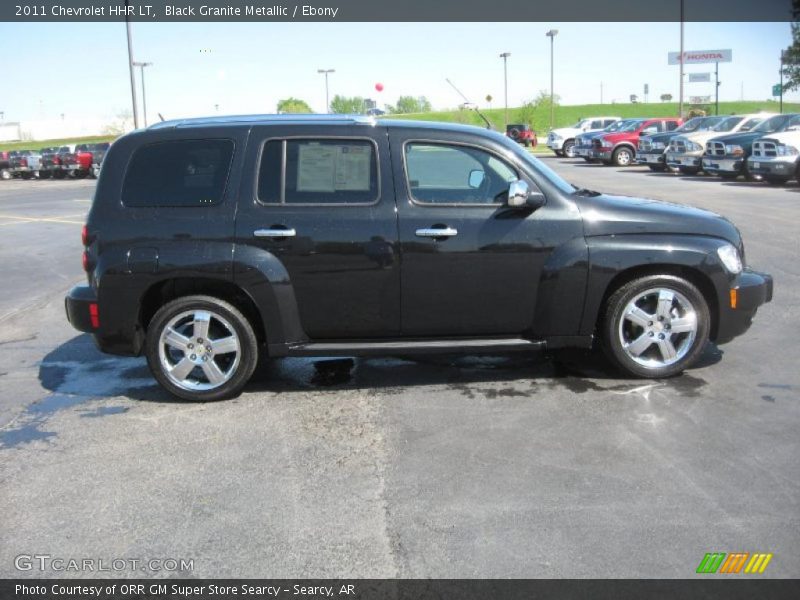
[81,225,89,246]
[82,251,90,271]
[21,158,28,167]
[89,303,100,328]
[54,156,61,165]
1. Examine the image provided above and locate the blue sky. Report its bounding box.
[0,21,794,123]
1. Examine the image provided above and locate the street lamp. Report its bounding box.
[124,0,139,129]
[545,29,559,130]
[317,69,335,113]
[499,52,511,127]
[132,61,153,127]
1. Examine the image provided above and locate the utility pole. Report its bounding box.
[714,62,720,115]
[132,61,153,126]
[678,0,684,118]
[780,51,785,113]
[545,30,558,129]
[499,52,511,127]
[600,82,603,104]
[317,69,335,113]
[125,0,139,129]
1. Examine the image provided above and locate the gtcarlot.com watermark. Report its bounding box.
[15,554,194,573]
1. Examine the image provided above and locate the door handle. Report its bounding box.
[415,227,458,238]
[254,228,296,238]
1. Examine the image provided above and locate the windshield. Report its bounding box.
[712,116,744,132]
[618,120,645,133]
[500,133,575,194]
[677,117,704,133]
[754,114,792,133]
[738,117,764,132]
[605,119,635,132]
[781,115,800,130]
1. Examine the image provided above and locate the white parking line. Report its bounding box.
[0,213,85,225]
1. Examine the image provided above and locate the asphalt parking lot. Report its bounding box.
[0,159,798,578]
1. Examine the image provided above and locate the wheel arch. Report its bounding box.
[592,263,720,341]
[139,278,267,345]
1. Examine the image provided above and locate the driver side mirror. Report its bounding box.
[468,169,485,189]
[507,179,545,209]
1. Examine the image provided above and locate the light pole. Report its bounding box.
[124,0,139,129]
[133,61,153,126]
[499,52,511,127]
[545,30,558,130]
[317,69,335,113]
[678,0,684,118]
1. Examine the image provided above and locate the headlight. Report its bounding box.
[725,144,744,156]
[601,139,613,148]
[652,141,665,150]
[550,133,562,141]
[776,144,799,156]
[717,244,743,274]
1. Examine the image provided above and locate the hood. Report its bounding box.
[575,193,741,246]
[753,130,800,145]
[640,130,679,143]
[550,126,583,137]
[706,131,764,149]
[678,130,732,145]
[576,130,609,143]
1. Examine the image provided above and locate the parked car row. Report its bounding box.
[0,142,111,181]
[557,112,800,185]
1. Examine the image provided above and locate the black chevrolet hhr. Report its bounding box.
[65,115,772,401]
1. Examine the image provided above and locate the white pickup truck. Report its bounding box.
[546,116,621,158]
[747,130,800,184]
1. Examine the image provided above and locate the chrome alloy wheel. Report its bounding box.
[616,148,633,166]
[157,310,241,391]
[618,287,698,368]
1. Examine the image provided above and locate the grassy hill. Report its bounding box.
[1,134,117,152]
[385,100,800,132]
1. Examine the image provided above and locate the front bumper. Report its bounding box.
[746,156,797,180]
[574,146,593,158]
[702,156,744,175]
[666,152,703,169]
[65,284,98,333]
[716,269,774,344]
[547,138,564,151]
[636,151,666,165]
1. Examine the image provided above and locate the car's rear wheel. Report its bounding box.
[612,146,634,167]
[145,295,258,401]
[0,169,10,180]
[562,140,576,158]
[602,275,710,378]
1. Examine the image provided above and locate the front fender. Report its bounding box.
[580,234,734,336]
[233,244,306,355]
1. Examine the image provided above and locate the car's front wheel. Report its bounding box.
[602,275,710,378]
[562,140,576,158]
[145,295,258,401]
[612,146,634,167]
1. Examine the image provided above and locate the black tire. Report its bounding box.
[601,275,710,379]
[39,171,52,179]
[612,146,635,167]
[53,171,66,179]
[678,166,701,175]
[554,150,564,157]
[647,164,666,172]
[145,295,259,401]
[562,140,576,158]
[0,169,10,181]
[523,140,531,148]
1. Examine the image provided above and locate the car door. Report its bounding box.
[235,124,400,339]
[389,128,564,337]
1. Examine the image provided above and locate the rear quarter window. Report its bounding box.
[122,139,234,208]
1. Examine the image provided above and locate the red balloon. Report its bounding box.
[375,83,384,92]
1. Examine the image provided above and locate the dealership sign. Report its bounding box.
[668,49,732,65]
[690,96,712,104]
[688,73,711,82]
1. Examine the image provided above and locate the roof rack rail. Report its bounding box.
[148,113,377,130]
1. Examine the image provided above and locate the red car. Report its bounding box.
[590,117,683,166]
[61,144,94,178]
[505,123,538,148]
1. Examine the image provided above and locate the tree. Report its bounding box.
[103,110,134,135]
[660,93,673,102]
[517,99,537,126]
[393,95,432,114]
[532,89,560,110]
[330,95,367,114]
[277,97,313,113]
[780,5,800,92]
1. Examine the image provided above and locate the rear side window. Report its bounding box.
[122,139,234,207]
[666,121,680,131]
[258,138,379,205]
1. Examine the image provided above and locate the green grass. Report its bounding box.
[385,100,800,132]
[1,134,118,152]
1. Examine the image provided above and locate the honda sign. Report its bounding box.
[668,49,732,65]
